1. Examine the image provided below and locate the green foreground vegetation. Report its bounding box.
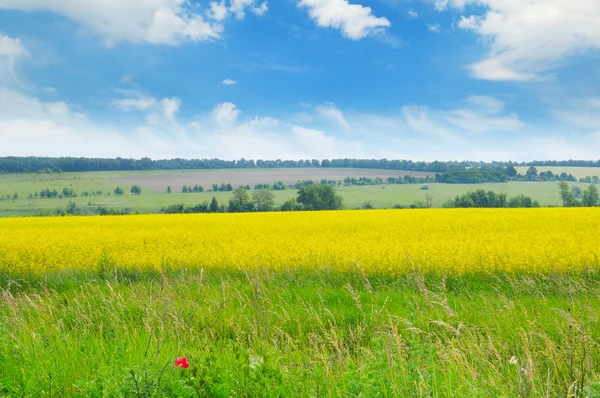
[0,269,599,396]
[1,169,598,216]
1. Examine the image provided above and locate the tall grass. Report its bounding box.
[1,268,599,396]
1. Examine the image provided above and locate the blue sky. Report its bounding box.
[0,0,599,161]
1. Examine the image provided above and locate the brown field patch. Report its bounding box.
[113,168,436,191]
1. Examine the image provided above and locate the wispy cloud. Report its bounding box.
[428,24,440,33]
[228,60,307,73]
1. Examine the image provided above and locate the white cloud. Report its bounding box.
[443,96,522,133]
[298,0,391,40]
[0,86,376,160]
[0,35,28,85]
[1,35,597,162]
[427,24,440,33]
[161,97,181,122]
[408,9,419,19]
[222,78,237,85]
[0,35,27,57]
[292,125,365,158]
[206,0,268,21]
[229,0,269,19]
[402,95,522,137]
[112,91,158,112]
[251,2,268,16]
[213,102,241,127]
[112,91,181,123]
[434,0,448,11]
[209,1,229,21]
[441,0,600,81]
[0,0,224,45]
[316,102,349,128]
[3,82,600,161]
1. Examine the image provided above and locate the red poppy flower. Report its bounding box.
[175,357,189,369]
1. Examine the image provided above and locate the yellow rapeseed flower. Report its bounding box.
[0,208,598,275]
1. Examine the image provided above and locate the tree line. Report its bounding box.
[4,156,599,174]
[443,190,540,208]
[161,185,345,215]
[558,182,599,207]
[0,157,470,173]
[435,166,592,184]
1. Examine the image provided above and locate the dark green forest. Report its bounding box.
[1,156,599,174]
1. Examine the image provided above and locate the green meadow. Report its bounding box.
[0,169,594,216]
[1,268,599,397]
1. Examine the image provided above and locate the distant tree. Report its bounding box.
[525,166,538,179]
[167,185,172,193]
[62,188,76,197]
[558,182,577,207]
[361,201,374,209]
[209,196,219,213]
[228,188,254,212]
[12,193,18,200]
[130,185,142,195]
[425,193,433,208]
[114,187,124,196]
[252,189,275,212]
[571,186,583,199]
[582,184,600,207]
[66,201,78,215]
[272,181,286,190]
[507,195,539,208]
[281,198,300,211]
[297,184,344,211]
[505,166,518,178]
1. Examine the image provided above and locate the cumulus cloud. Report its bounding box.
[229,0,268,19]
[213,102,241,127]
[0,0,227,45]
[298,0,391,40]
[222,78,237,85]
[440,0,600,81]
[208,1,229,21]
[408,9,419,19]
[206,0,268,21]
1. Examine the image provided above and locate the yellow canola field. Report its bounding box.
[0,208,599,275]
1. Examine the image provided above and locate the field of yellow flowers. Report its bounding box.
[0,208,599,276]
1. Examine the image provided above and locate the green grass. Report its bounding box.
[0,268,599,396]
[0,170,596,217]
